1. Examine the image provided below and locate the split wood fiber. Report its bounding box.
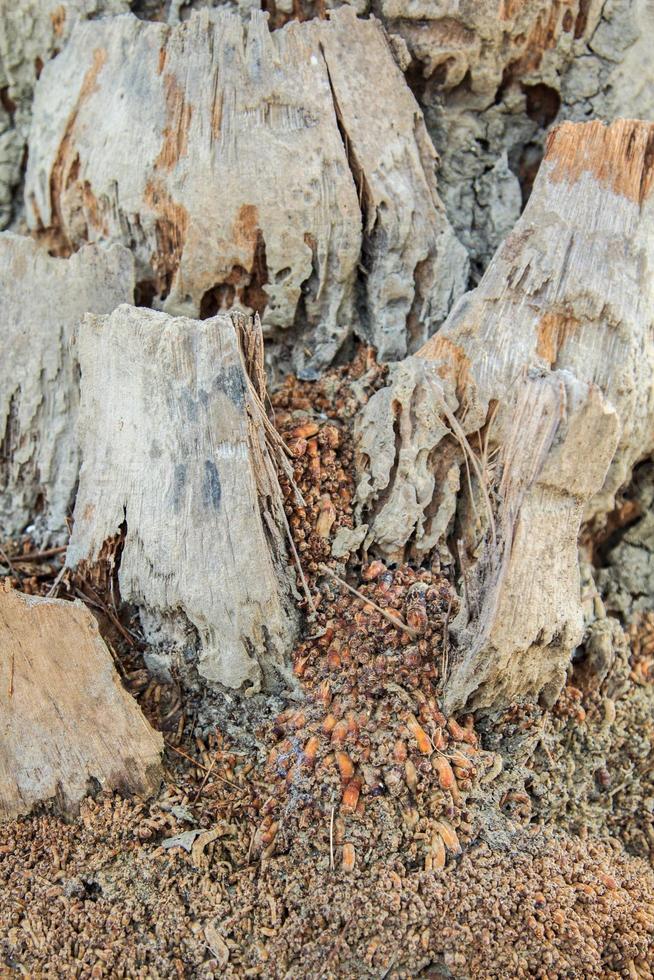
[356,119,654,711]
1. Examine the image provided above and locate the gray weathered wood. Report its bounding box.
[451,372,618,710]
[0,0,131,228]
[0,582,163,820]
[0,234,134,540]
[66,305,297,692]
[24,7,466,377]
[355,119,654,711]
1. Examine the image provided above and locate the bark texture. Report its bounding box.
[3,2,652,298]
[24,6,466,377]
[390,0,654,278]
[356,119,654,712]
[0,583,162,820]
[0,234,134,540]
[0,0,130,229]
[66,306,297,692]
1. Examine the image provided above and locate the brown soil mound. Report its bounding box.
[2,793,653,977]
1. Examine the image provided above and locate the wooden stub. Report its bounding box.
[0,234,134,540]
[417,118,654,523]
[355,119,654,711]
[0,584,162,821]
[450,373,619,709]
[66,305,297,693]
[24,7,466,377]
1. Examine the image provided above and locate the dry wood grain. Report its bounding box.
[355,119,654,711]
[0,234,134,541]
[66,306,298,692]
[0,582,162,820]
[24,7,466,377]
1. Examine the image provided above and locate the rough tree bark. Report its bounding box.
[3,1,653,280]
[66,306,298,693]
[24,7,467,378]
[0,234,134,540]
[356,118,654,712]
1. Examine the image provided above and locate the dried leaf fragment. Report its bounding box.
[407,714,432,754]
[342,842,356,872]
[204,922,230,967]
[432,755,455,791]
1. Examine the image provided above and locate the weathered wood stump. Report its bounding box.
[66,306,298,692]
[0,234,134,540]
[24,7,467,377]
[355,119,654,711]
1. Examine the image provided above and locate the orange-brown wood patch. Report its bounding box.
[535,312,580,366]
[545,119,654,204]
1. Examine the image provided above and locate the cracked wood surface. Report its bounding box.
[355,119,654,711]
[66,306,297,692]
[24,7,466,377]
[0,234,134,541]
[0,583,163,821]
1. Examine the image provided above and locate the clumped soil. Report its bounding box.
[1,350,654,979]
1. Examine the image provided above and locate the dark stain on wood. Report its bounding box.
[171,463,186,513]
[203,461,222,512]
[213,365,246,410]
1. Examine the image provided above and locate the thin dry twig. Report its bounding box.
[456,539,473,619]
[46,565,67,598]
[480,399,501,481]
[165,740,246,794]
[318,564,418,639]
[329,805,335,871]
[440,398,497,548]
[193,752,218,804]
[9,545,67,564]
[234,312,315,614]
[105,637,126,678]
[279,504,317,617]
[0,543,17,576]
[74,583,137,649]
[164,740,211,774]
[442,593,453,681]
